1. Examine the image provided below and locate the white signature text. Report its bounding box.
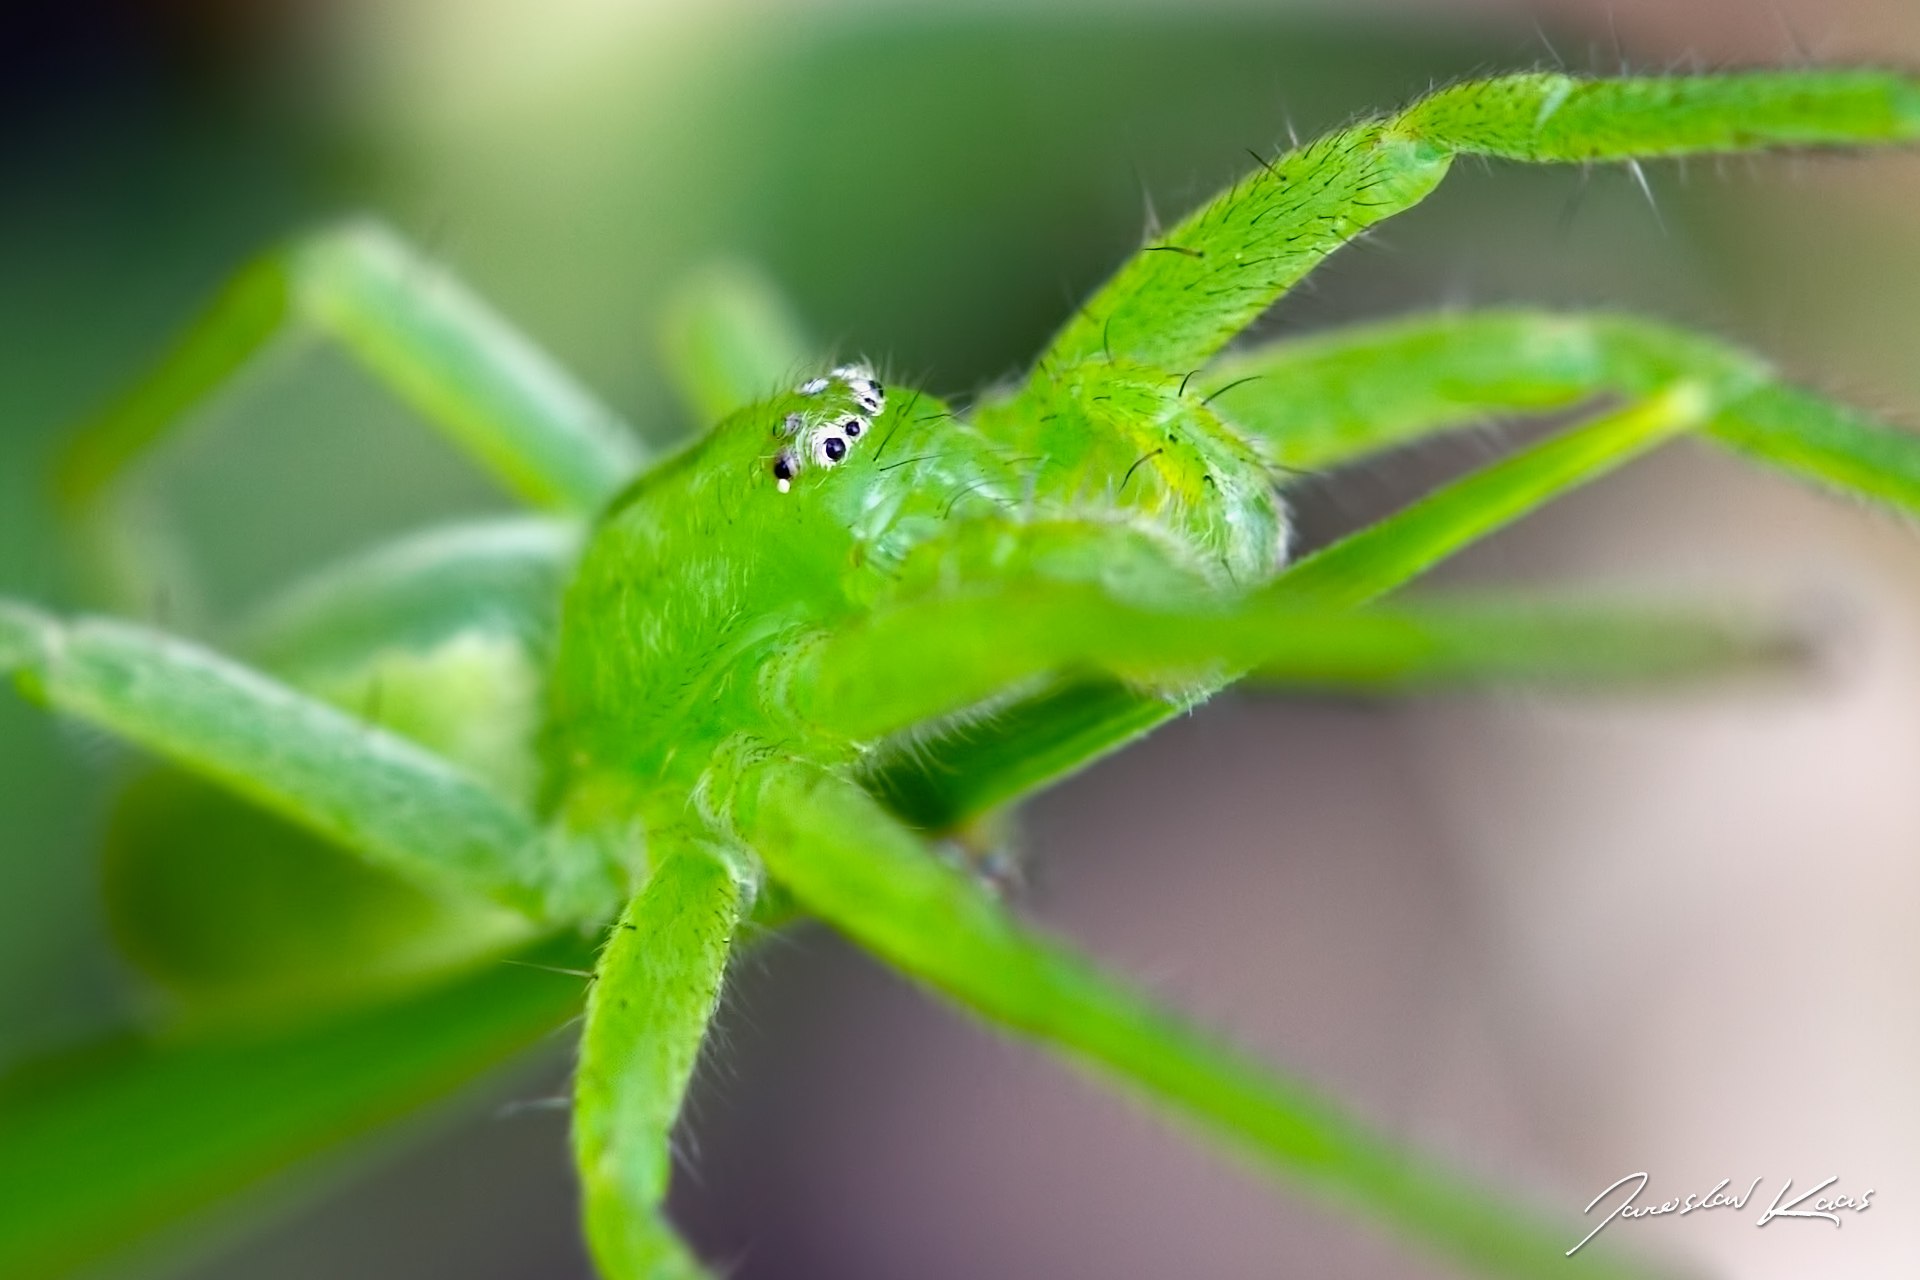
[1568,1172,1875,1256]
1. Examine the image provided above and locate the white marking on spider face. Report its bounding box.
[776,477,791,493]
[797,377,830,395]
[829,362,885,414]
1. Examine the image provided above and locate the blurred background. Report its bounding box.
[4,0,1920,1276]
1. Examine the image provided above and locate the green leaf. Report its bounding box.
[0,937,586,1280]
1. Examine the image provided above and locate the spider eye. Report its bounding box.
[842,418,862,437]
[772,453,796,492]
[822,435,847,462]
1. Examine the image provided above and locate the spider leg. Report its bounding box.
[854,390,1717,820]
[57,219,645,541]
[574,837,756,1280]
[727,759,1654,1280]
[92,517,587,1013]
[237,515,579,689]
[1,599,622,924]
[1,525,614,1264]
[799,588,1790,749]
[1038,70,1919,373]
[657,258,815,426]
[1200,308,1920,516]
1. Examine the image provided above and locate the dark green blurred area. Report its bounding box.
[5,4,1918,1276]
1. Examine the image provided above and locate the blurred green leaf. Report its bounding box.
[0,936,586,1280]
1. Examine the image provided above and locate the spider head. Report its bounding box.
[594,362,994,629]
[762,363,885,494]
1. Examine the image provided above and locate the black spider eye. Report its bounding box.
[842,418,862,437]
[772,455,795,481]
[823,435,848,462]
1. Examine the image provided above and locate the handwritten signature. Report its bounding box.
[1569,1172,1875,1256]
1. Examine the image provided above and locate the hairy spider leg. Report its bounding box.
[863,387,1716,823]
[236,515,582,680]
[61,218,644,514]
[1040,70,1920,374]
[1203,308,1920,514]
[656,259,817,426]
[719,758,1651,1280]
[869,313,1920,826]
[574,837,756,1280]
[11,65,1920,1280]
[568,378,1734,1280]
[0,600,623,923]
[881,66,1920,832]
[57,219,645,608]
[796,590,1789,749]
[876,304,1920,824]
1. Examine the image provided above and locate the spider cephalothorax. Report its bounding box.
[9,66,1920,1280]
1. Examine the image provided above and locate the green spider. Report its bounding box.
[7,66,1920,1280]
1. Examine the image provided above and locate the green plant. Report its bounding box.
[6,66,1920,1280]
